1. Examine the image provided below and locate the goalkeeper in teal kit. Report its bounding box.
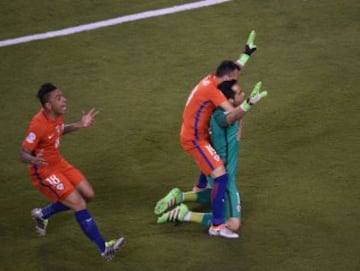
[154,79,268,233]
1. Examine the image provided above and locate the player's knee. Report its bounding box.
[74,198,87,210]
[85,190,95,201]
[210,166,226,179]
[77,180,95,201]
[64,193,88,211]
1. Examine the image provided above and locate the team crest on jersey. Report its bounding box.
[26,132,36,144]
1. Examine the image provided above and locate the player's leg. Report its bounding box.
[61,160,95,202]
[154,187,183,215]
[184,141,228,227]
[31,198,70,234]
[226,217,241,231]
[208,167,228,224]
[182,141,238,238]
[192,172,209,191]
[62,191,107,252]
[76,178,95,201]
[184,188,212,204]
[154,186,212,215]
[37,161,123,260]
[157,205,213,227]
[30,170,72,235]
[62,162,124,260]
[31,162,94,234]
[208,168,239,238]
[157,203,189,223]
[61,191,124,260]
[186,211,212,226]
[224,181,242,231]
[31,161,91,230]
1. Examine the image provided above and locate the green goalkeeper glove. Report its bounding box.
[236,30,257,67]
[240,81,268,112]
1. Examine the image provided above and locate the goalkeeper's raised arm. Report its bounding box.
[235,30,257,68]
[224,81,268,124]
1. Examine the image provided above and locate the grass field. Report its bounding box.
[0,0,359,270]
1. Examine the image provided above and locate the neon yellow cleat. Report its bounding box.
[154,187,183,215]
[157,204,189,224]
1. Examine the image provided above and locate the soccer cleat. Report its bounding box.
[101,237,125,261]
[31,208,48,236]
[208,224,239,239]
[157,203,189,224]
[154,187,183,215]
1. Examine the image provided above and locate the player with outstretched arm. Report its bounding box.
[19,83,124,260]
[155,31,267,238]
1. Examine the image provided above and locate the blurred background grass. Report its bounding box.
[0,0,359,270]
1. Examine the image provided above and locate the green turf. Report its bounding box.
[0,0,359,270]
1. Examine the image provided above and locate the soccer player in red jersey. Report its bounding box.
[19,83,124,260]
[180,61,246,238]
[161,31,267,238]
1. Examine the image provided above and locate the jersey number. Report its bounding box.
[45,174,65,191]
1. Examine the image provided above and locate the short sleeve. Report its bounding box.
[210,86,227,107]
[22,120,44,152]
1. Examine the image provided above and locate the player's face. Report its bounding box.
[231,84,245,106]
[46,89,67,115]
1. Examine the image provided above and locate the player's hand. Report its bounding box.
[240,81,268,111]
[80,108,99,128]
[248,81,268,105]
[243,30,257,56]
[32,150,48,167]
[236,30,257,67]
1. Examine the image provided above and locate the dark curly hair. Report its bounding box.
[37,83,57,107]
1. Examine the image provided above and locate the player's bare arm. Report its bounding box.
[63,108,99,134]
[220,100,246,125]
[19,148,48,166]
[220,97,248,125]
[219,100,235,113]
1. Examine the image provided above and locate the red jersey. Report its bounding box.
[22,109,64,167]
[180,73,227,141]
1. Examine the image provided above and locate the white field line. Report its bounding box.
[0,0,231,48]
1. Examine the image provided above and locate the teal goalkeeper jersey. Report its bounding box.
[209,108,240,178]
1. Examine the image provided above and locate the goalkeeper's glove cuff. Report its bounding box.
[240,100,252,112]
[236,53,250,67]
